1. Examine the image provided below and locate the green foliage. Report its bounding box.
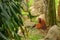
[0,0,24,40]
[29,34,43,40]
[55,0,59,10]
[20,0,35,20]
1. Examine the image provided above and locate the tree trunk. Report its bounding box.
[47,0,57,26]
[58,0,60,21]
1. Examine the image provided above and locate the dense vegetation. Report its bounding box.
[0,0,60,40]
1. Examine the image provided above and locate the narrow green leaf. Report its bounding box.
[0,32,9,40]
[0,3,10,21]
[14,32,21,40]
[4,3,12,16]
[11,2,22,16]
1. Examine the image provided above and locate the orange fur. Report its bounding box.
[36,23,42,29]
[36,18,47,30]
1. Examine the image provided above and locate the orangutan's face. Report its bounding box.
[38,18,41,23]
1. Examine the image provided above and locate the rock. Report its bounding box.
[30,0,46,16]
[24,19,35,28]
[43,25,60,40]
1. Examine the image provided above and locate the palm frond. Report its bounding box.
[0,0,24,40]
